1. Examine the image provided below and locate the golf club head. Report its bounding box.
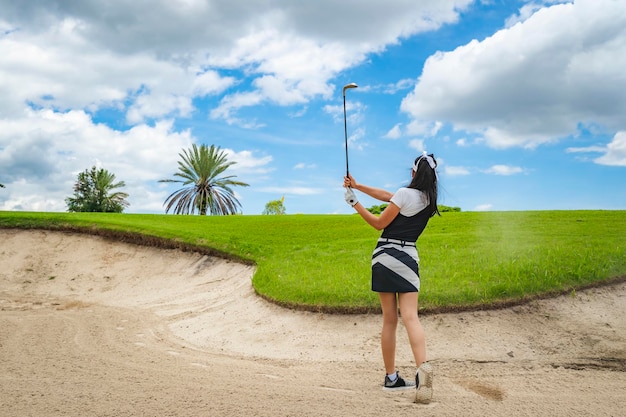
[342,83,358,96]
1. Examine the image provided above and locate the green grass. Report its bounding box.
[1,210,624,313]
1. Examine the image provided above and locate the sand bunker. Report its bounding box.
[1,229,624,417]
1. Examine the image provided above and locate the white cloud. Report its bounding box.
[257,186,321,195]
[379,78,415,94]
[210,91,265,126]
[384,124,403,139]
[288,107,308,118]
[324,100,367,149]
[565,131,626,166]
[566,146,606,153]
[293,163,317,170]
[483,165,525,175]
[430,121,443,137]
[401,0,626,149]
[594,131,626,166]
[323,101,365,125]
[0,23,236,123]
[348,127,367,151]
[474,203,493,211]
[0,0,475,125]
[505,1,570,27]
[408,139,426,153]
[445,166,471,176]
[222,149,274,175]
[406,120,437,137]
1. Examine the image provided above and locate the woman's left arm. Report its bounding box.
[352,201,400,230]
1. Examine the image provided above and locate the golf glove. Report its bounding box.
[344,187,358,207]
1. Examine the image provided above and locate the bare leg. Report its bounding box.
[378,292,399,375]
[398,292,426,366]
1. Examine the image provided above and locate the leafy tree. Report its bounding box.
[159,144,249,215]
[263,195,286,215]
[367,203,388,215]
[66,166,129,213]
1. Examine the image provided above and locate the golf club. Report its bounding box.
[342,82,358,177]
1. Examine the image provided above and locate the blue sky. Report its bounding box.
[1,0,625,215]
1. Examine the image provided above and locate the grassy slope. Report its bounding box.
[1,210,624,313]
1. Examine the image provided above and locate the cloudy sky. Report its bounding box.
[1,0,624,215]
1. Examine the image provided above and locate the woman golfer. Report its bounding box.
[343,152,438,404]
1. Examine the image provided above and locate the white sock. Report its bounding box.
[387,371,398,382]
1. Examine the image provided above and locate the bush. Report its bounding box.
[367,203,461,214]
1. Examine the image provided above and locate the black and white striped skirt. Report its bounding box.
[371,238,420,293]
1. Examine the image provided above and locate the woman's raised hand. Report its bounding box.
[343,174,358,189]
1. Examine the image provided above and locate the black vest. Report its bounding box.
[380,206,431,242]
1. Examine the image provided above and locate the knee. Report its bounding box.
[400,311,419,326]
[382,313,399,327]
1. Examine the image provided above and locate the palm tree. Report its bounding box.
[159,144,249,215]
[66,166,129,213]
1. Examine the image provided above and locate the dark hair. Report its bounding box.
[408,154,440,217]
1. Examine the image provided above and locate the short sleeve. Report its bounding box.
[390,188,428,216]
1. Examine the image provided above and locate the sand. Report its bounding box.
[0,229,624,417]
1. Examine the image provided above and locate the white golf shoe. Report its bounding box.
[415,362,433,404]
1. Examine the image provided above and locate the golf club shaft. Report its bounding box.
[342,83,357,178]
[343,94,349,177]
